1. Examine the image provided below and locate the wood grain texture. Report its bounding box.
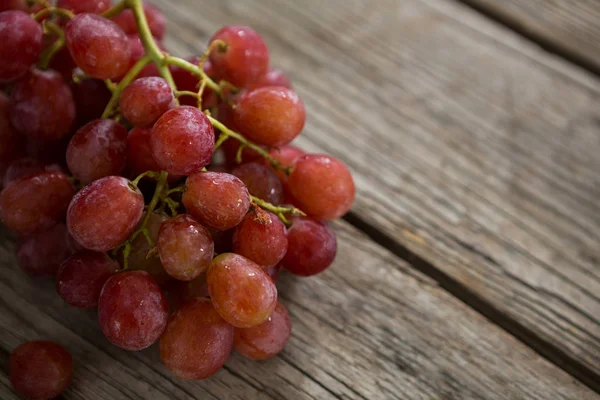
[1,223,597,400]
[458,0,600,73]
[153,0,600,379]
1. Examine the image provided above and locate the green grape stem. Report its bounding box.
[32,6,75,21]
[250,195,305,225]
[39,21,65,69]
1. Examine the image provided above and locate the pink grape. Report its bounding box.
[232,209,288,267]
[246,68,292,90]
[112,3,166,40]
[57,0,112,14]
[66,13,131,79]
[151,106,215,176]
[0,10,42,82]
[158,214,214,281]
[3,157,63,188]
[281,217,337,276]
[67,176,144,251]
[159,298,233,380]
[234,87,305,147]
[263,145,305,188]
[56,250,119,309]
[10,68,75,140]
[182,171,250,231]
[98,270,168,350]
[120,77,174,128]
[209,25,269,87]
[66,119,128,184]
[0,171,75,235]
[234,301,291,360]
[9,341,72,399]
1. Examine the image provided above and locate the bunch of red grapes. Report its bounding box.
[0,0,355,398]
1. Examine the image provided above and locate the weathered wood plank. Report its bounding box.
[154,0,600,380]
[459,0,600,73]
[1,223,597,399]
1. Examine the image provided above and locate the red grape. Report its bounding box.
[0,11,42,82]
[120,77,174,127]
[67,176,144,251]
[57,0,112,14]
[263,145,305,188]
[182,171,250,231]
[3,157,62,188]
[232,162,284,205]
[9,341,72,399]
[151,106,215,176]
[10,68,76,140]
[49,45,77,81]
[172,274,210,308]
[246,68,292,90]
[232,209,288,267]
[56,250,119,309]
[25,136,70,165]
[98,270,168,350]
[234,301,291,360]
[16,223,79,277]
[0,171,75,235]
[288,154,355,220]
[281,217,337,276]
[66,119,128,184]
[209,25,269,87]
[234,87,305,147]
[158,214,214,281]
[66,13,131,79]
[113,3,166,40]
[71,78,112,125]
[207,253,277,328]
[159,298,233,380]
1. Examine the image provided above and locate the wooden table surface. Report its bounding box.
[2,0,600,399]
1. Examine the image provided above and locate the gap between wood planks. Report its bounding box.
[343,211,600,394]
[453,0,600,79]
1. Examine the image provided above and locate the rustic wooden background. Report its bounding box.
[1,0,599,399]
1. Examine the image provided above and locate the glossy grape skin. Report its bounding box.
[151,106,215,176]
[56,250,119,309]
[57,0,111,14]
[263,145,305,188]
[234,301,291,360]
[281,217,337,276]
[159,298,233,380]
[66,13,131,79]
[112,3,166,40]
[232,209,288,267]
[71,78,112,125]
[9,341,72,400]
[0,171,75,236]
[182,171,250,231]
[3,157,62,188]
[67,176,144,251]
[0,11,42,82]
[10,68,76,140]
[17,223,79,277]
[246,68,292,90]
[158,214,214,281]
[288,154,355,220]
[209,26,269,87]
[234,87,305,147]
[207,253,277,328]
[121,77,174,127]
[98,270,168,351]
[66,119,128,184]
[232,162,283,205]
